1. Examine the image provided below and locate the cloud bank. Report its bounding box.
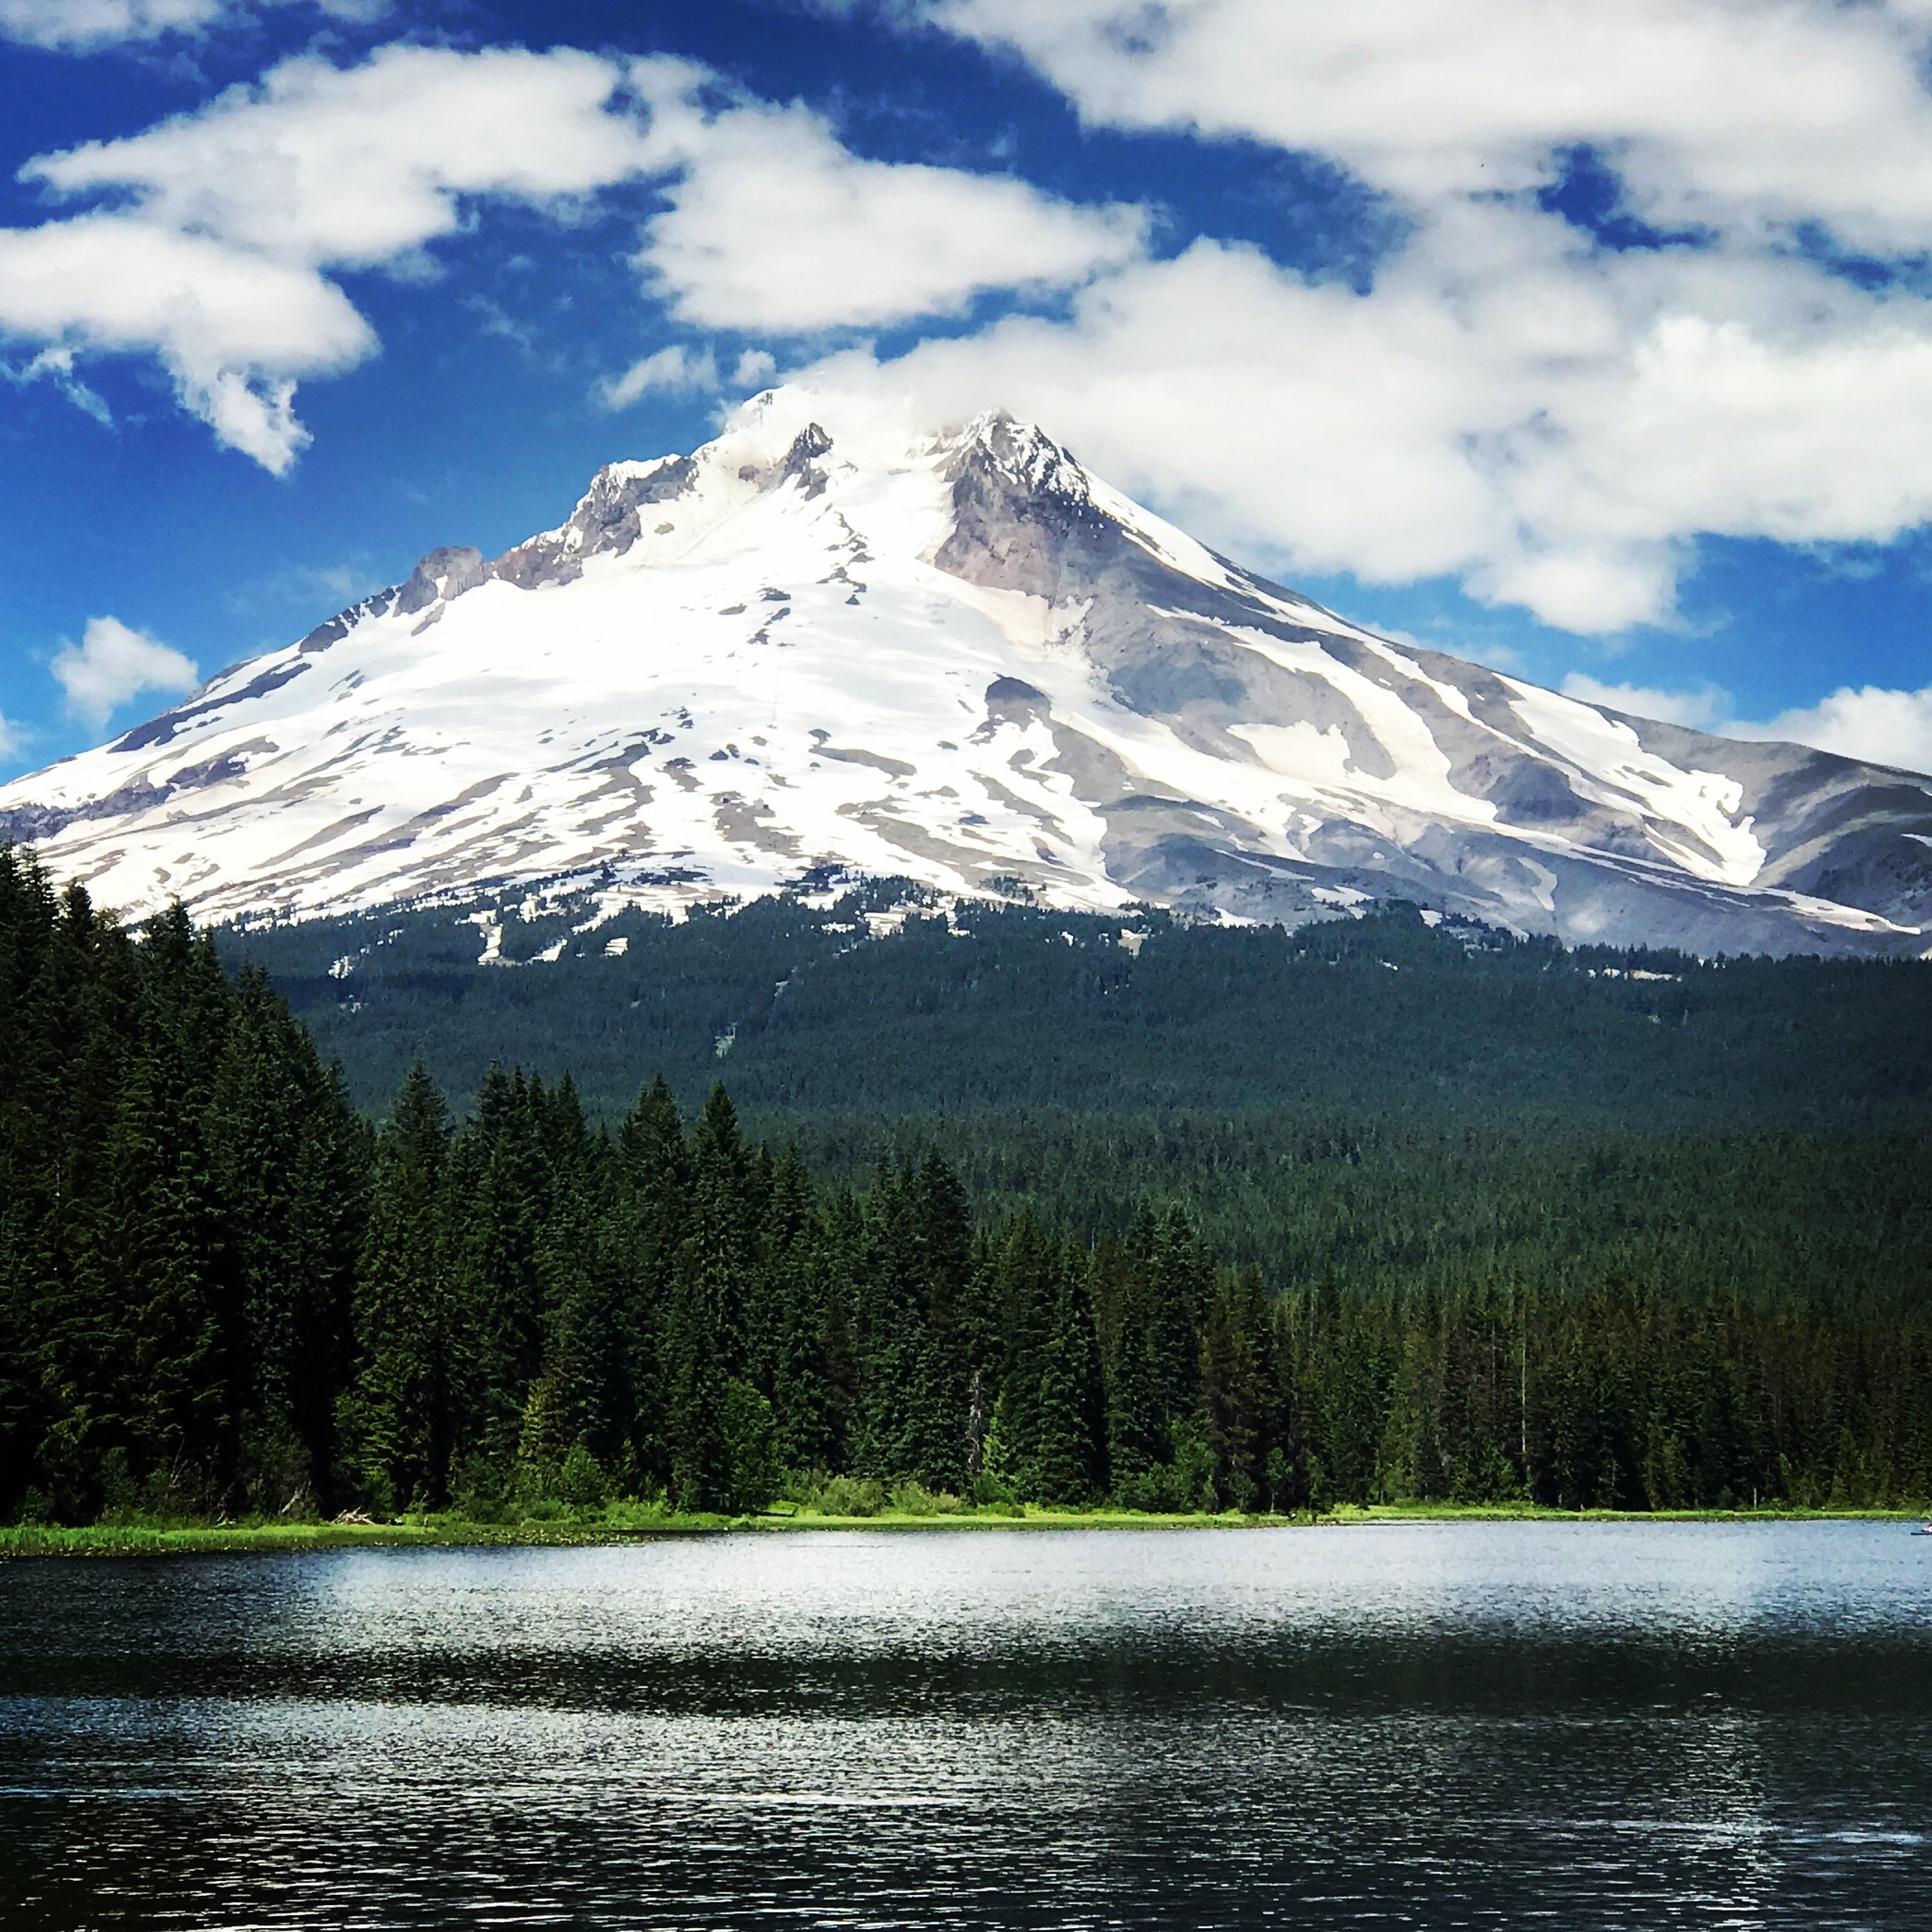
[596,342,720,410]
[1560,675,1729,733]
[1,46,655,471]
[1553,670,1932,776]
[12,3,1932,664]
[1734,683,1932,777]
[628,60,1143,333]
[763,0,1932,634]
[0,0,230,45]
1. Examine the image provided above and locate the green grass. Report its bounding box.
[0,1519,672,1559]
[0,1505,1291,1558]
[3,1499,1922,1559]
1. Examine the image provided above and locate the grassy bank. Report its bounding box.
[0,1504,1310,1558]
[2,1500,1923,1559]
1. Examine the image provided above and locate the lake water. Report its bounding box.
[1,1522,1927,1928]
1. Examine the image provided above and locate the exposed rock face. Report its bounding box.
[2,388,1927,955]
[396,546,489,614]
[492,457,700,590]
[936,413,1120,600]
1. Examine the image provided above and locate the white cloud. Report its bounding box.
[52,617,199,730]
[1547,660,1932,774]
[775,2,1932,634]
[920,0,1932,250]
[2,44,1143,470]
[1560,675,1729,731]
[28,46,648,268]
[2,45,652,468]
[0,0,387,52]
[1,345,113,425]
[1553,667,1932,774]
[1733,685,1932,776]
[595,343,719,410]
[0,215,372,469]
[628,62,1146,332]
[799,227,1932,631]
[0,709,23,761]
[0,0,223,44]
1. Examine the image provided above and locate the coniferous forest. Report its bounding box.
[3,842,1930,1527]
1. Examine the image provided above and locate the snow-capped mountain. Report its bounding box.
[5,387,1930,954]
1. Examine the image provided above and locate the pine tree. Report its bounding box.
[902,1151,975,1492]
[614,1073,692,1488]
[852,1159,923,1481]
[989,1219,1105,1503]
[1199,1269,1270,1510]
[1099,1215,1168,1492]
[74,908,242,1515]
[1025,1243,1107,1503]
[719,1377,781,1513]
[691,1082,755,1368]
[459,1067,550,1470]
[761,1146,838,1470]
[206,968,366,1511]
[339,1062,454,1512]
[662,1243,733,1512]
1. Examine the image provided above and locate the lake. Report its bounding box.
[1,1522,1927,1928]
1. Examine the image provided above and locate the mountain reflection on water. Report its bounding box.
[2,1522,1927,1929]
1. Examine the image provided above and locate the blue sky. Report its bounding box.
[3,0,1932,777]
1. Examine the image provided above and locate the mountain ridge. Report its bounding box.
[4,387,1929,955]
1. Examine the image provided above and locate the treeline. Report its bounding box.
[3,847,1929,1524]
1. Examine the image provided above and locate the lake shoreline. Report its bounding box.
[2,1501,1921,1559]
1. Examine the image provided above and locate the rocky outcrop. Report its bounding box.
[491,457,700,590]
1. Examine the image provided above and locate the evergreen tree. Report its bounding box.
[613,1073,692,1489]
[206,969,366,1510]
[1099,1214,1168,1490]
[339,1062,454,1512]
[760,1146,840,1470]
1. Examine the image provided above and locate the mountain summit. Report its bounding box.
[5,388,1929,954]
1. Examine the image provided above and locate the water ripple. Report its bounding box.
[2,1522,1927,1928]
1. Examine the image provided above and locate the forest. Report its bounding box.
[239,875,1932,1139]
[3,842,1929,1527]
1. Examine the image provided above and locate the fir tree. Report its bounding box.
[339,1062,454,1512]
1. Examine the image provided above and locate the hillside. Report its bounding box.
[231,885,1932,1133]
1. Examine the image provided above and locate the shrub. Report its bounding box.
[720,1379,782,1513]
[453,1454,512,1524]
[804,1474,885,1517]
[557,1443,608,1512]
[1113,1428,1219,1512]
[969,1469,1016,1508]
[889,1481,966,1515]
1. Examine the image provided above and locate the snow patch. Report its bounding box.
[1503,680,1764,887]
